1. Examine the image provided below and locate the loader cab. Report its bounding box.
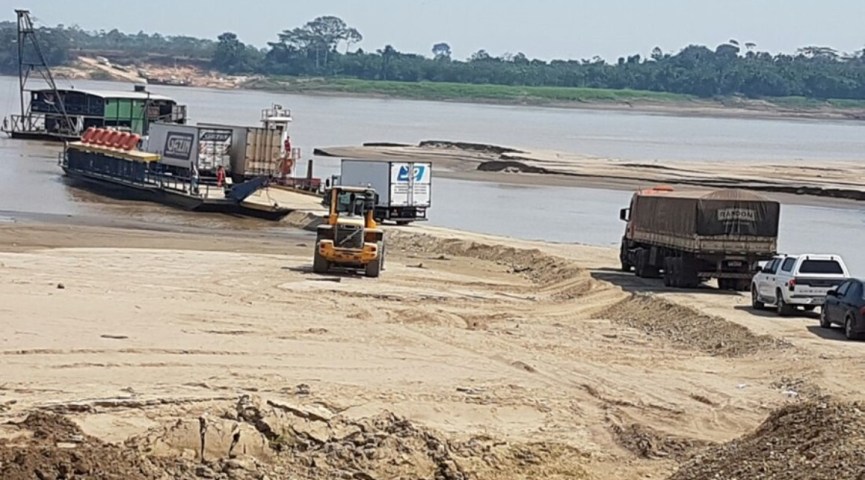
[328,186,378,225]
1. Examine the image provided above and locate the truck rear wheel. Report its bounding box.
[365,242,383,278]
[635,249,660,279]
[663,258,673,287]
[313,242,329,274]
[676,258,699,289]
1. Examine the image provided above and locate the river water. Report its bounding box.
[2,77,864,273]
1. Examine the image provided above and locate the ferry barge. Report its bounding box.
[60,128,285,219]
[59,106,320,220]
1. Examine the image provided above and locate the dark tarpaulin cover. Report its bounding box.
[632,189,780,237]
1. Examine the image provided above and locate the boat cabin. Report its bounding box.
[22,85,187,139]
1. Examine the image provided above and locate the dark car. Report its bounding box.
[820,278,865,340]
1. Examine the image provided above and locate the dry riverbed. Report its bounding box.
[0,220,864,479]
[316,141,865,203]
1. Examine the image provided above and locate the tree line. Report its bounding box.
[3,16,865,100]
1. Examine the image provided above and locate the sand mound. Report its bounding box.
[668,401,865,480]
[418,140,523,155]
[218,395,589,480]
[0,412,167,480]
[609,421,713,462]
[596,295,788,357]
[283,210,325,231]
[389,232,594,299]
[0,397,589,479]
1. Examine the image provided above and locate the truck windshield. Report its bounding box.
[799,260,844,275]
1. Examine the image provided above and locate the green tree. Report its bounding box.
[432,42,451,60]
[212,32,249,73]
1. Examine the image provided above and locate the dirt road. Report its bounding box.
[0,221,862,479]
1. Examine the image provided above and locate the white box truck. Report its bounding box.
[334,159,432,224]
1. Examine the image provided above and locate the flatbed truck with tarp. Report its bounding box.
[618,186,781,290]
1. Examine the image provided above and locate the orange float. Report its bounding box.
[112,132,130,149]
[103,130,120,148]
[92,129,108,145]
[81,127,97,143]
[123,134,141,150]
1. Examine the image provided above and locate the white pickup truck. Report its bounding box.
[751,254,850,316]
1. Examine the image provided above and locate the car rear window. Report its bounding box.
[798,260,844,275]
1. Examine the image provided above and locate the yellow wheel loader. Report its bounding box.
[313,186,385,277]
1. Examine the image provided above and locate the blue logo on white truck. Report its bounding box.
[397,165,426,182]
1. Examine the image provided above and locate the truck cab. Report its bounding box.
[751,254,850,315]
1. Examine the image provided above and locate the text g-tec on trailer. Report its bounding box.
[338,159,432,224]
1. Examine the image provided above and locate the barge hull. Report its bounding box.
[62,168,205,211]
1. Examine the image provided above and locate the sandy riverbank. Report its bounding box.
[1,219,864,479]
[316,141,865,204]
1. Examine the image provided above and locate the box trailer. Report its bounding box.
[146,122,282,177]
[335,159,432,224]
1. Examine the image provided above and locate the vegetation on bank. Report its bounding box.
[4,15,865,106]
[248,77,697,104]
[248,77,865,113]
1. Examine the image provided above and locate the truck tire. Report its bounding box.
[620,243,633,272]
[313,242,329,274]
[365,242,383,278]
[663,258,673,287]
[636,250,658,278]
[735,279,751,292]
[672,258,683,287]
[751,285,765,310]
[634,249,647,278]
[776,289,794,317]
[636,249,660,279]
[677,258,699,289]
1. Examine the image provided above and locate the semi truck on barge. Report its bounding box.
[619,186,780,290]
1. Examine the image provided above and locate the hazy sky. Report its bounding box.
[8,0,865,61]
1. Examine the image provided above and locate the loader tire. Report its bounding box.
[365,242,383,278]
[313,242,329,274]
